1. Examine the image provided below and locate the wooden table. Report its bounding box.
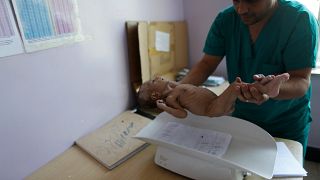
[26,82,304,180]
[26,138,303,180]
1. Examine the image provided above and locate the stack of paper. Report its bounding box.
[273,142,307,177]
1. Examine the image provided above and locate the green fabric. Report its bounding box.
[203,0,319,155]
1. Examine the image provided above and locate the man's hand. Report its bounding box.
[236,76,268,105]
[238,84,270,105]
[237,73,290,105]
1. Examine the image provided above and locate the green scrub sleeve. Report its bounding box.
[283,12,319,70]
[203,13,226,56]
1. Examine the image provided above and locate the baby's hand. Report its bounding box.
[156,100,187,118]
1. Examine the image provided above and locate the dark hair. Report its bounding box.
[137,84,157,108]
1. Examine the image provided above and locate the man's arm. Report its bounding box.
[180,54,223,85]
[273,68,311,99]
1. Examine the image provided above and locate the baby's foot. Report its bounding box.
[253,74,275,85]
[263,73,290,97]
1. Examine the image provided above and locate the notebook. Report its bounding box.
[76,111,151,169]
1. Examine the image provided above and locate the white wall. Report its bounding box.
[183,0,320,148]
[0,0,184,179]
[183,0,231,78]
[1,1,319,179]
[310,75,320,148]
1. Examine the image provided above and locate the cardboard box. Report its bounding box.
[126,21,189,95]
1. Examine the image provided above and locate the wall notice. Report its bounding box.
[0,0,24,58]
[12,0,84,52]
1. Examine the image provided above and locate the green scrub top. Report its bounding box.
[203,0,319,154]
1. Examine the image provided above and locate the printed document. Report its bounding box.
[0,0,24,58]
[154,122,232,157]
[11,0,84,52]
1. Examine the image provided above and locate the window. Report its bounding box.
[296,0,320,69]
[296,0,320,17]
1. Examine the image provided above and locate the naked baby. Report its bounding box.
[138,73,289,118]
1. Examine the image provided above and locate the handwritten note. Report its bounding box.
[76,111,151,169]
[155,122,232,157]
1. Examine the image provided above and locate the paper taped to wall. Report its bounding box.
[0,0,24,58]
[155,31,170,52]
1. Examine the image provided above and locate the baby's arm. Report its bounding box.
[157,84,218,118]
[156,84,193,118]
[157,82,241,118]
[156,99,188,118]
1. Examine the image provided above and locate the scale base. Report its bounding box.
[154,146,244,180]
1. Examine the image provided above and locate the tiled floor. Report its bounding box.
[304,161,320,179]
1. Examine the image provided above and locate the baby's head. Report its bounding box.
[137,76,171,108]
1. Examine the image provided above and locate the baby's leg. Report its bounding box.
[156,100,188,118]
[254,74,275,85]
[206,80,241,117]
[252,73,290,98]
[265,73,289,97]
